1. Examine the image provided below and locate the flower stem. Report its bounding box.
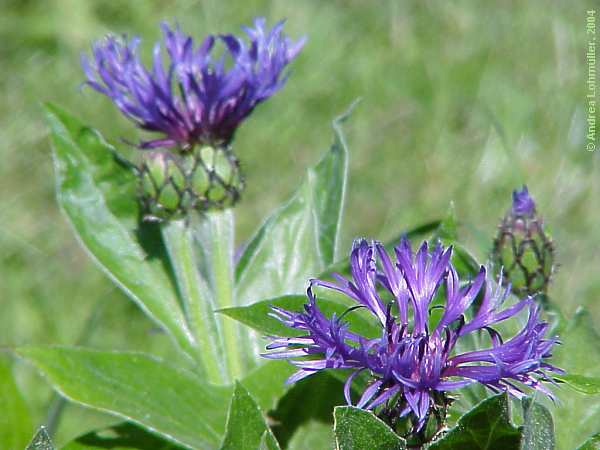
[161,219,226,384]
[203,209,244,381]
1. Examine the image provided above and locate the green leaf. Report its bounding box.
[333,406,405,450]
[258,430,281,450]
[577,433,600,450]
[26,427,54,450]
[287,421,333,450]
[520,398,554,450]
[552,307,600,449]
[240,360,296,412]
[450,243,481,278]
[219,294,379,339]
[61,422,184,450]
[436,201,459,241]
[553,307,600,378]
[270,371,346,448]
[433,206,481,278]
[18,346,231,450]
[223,295,376,435]
[235,108,350,304]
[220,382,280,450]
[429,394,521,450]
[46,103,195,359]
[555,374,600,395]
[426,203,482,278]
[0,356,33,450]
[308,106,351,267]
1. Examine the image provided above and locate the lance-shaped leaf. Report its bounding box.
[222,296,377,419]
[219,294,379,339]
[235,107,351,305]
[0,357,33,450]
[240,360,296,412]
[434,203,480,278]
[521,398,555,450]
[270,372,348,449]
[555,374,600,395]
[18,346,231,450]
[316,220,441,279]
[62,422,184,450]
[46,103,196,359]
[429,394,521,450]
[220,382,280,450]
[333,406,405,450]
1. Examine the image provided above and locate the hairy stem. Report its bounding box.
[162,219,226,383]
[204,209,244,381]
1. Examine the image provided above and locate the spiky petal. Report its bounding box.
[82,18,305,149]
[264,238,562,434]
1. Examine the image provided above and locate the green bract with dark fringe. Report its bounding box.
[139,146,243,221]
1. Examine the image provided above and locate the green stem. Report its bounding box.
[161,219,225,384]
[205,209,244,381]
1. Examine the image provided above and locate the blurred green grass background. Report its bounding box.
[1,0,599,445]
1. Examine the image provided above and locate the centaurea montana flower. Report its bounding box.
[263,238,561,435]
[82,17,305,149]
[82,18,304,218]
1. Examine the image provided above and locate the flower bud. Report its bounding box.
[138,145,244,221]
[492,186,555,298]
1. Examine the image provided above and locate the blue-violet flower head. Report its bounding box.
[82,18,305,149]
[263,238,561,432]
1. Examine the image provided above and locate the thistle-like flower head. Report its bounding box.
[82,18,305,149]
[264,239,561,435]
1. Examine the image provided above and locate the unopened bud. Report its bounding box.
[492,186,555,298]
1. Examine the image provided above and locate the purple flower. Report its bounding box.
[82,18,305,149]
[263,239,561,432]
[512,185,536,217]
